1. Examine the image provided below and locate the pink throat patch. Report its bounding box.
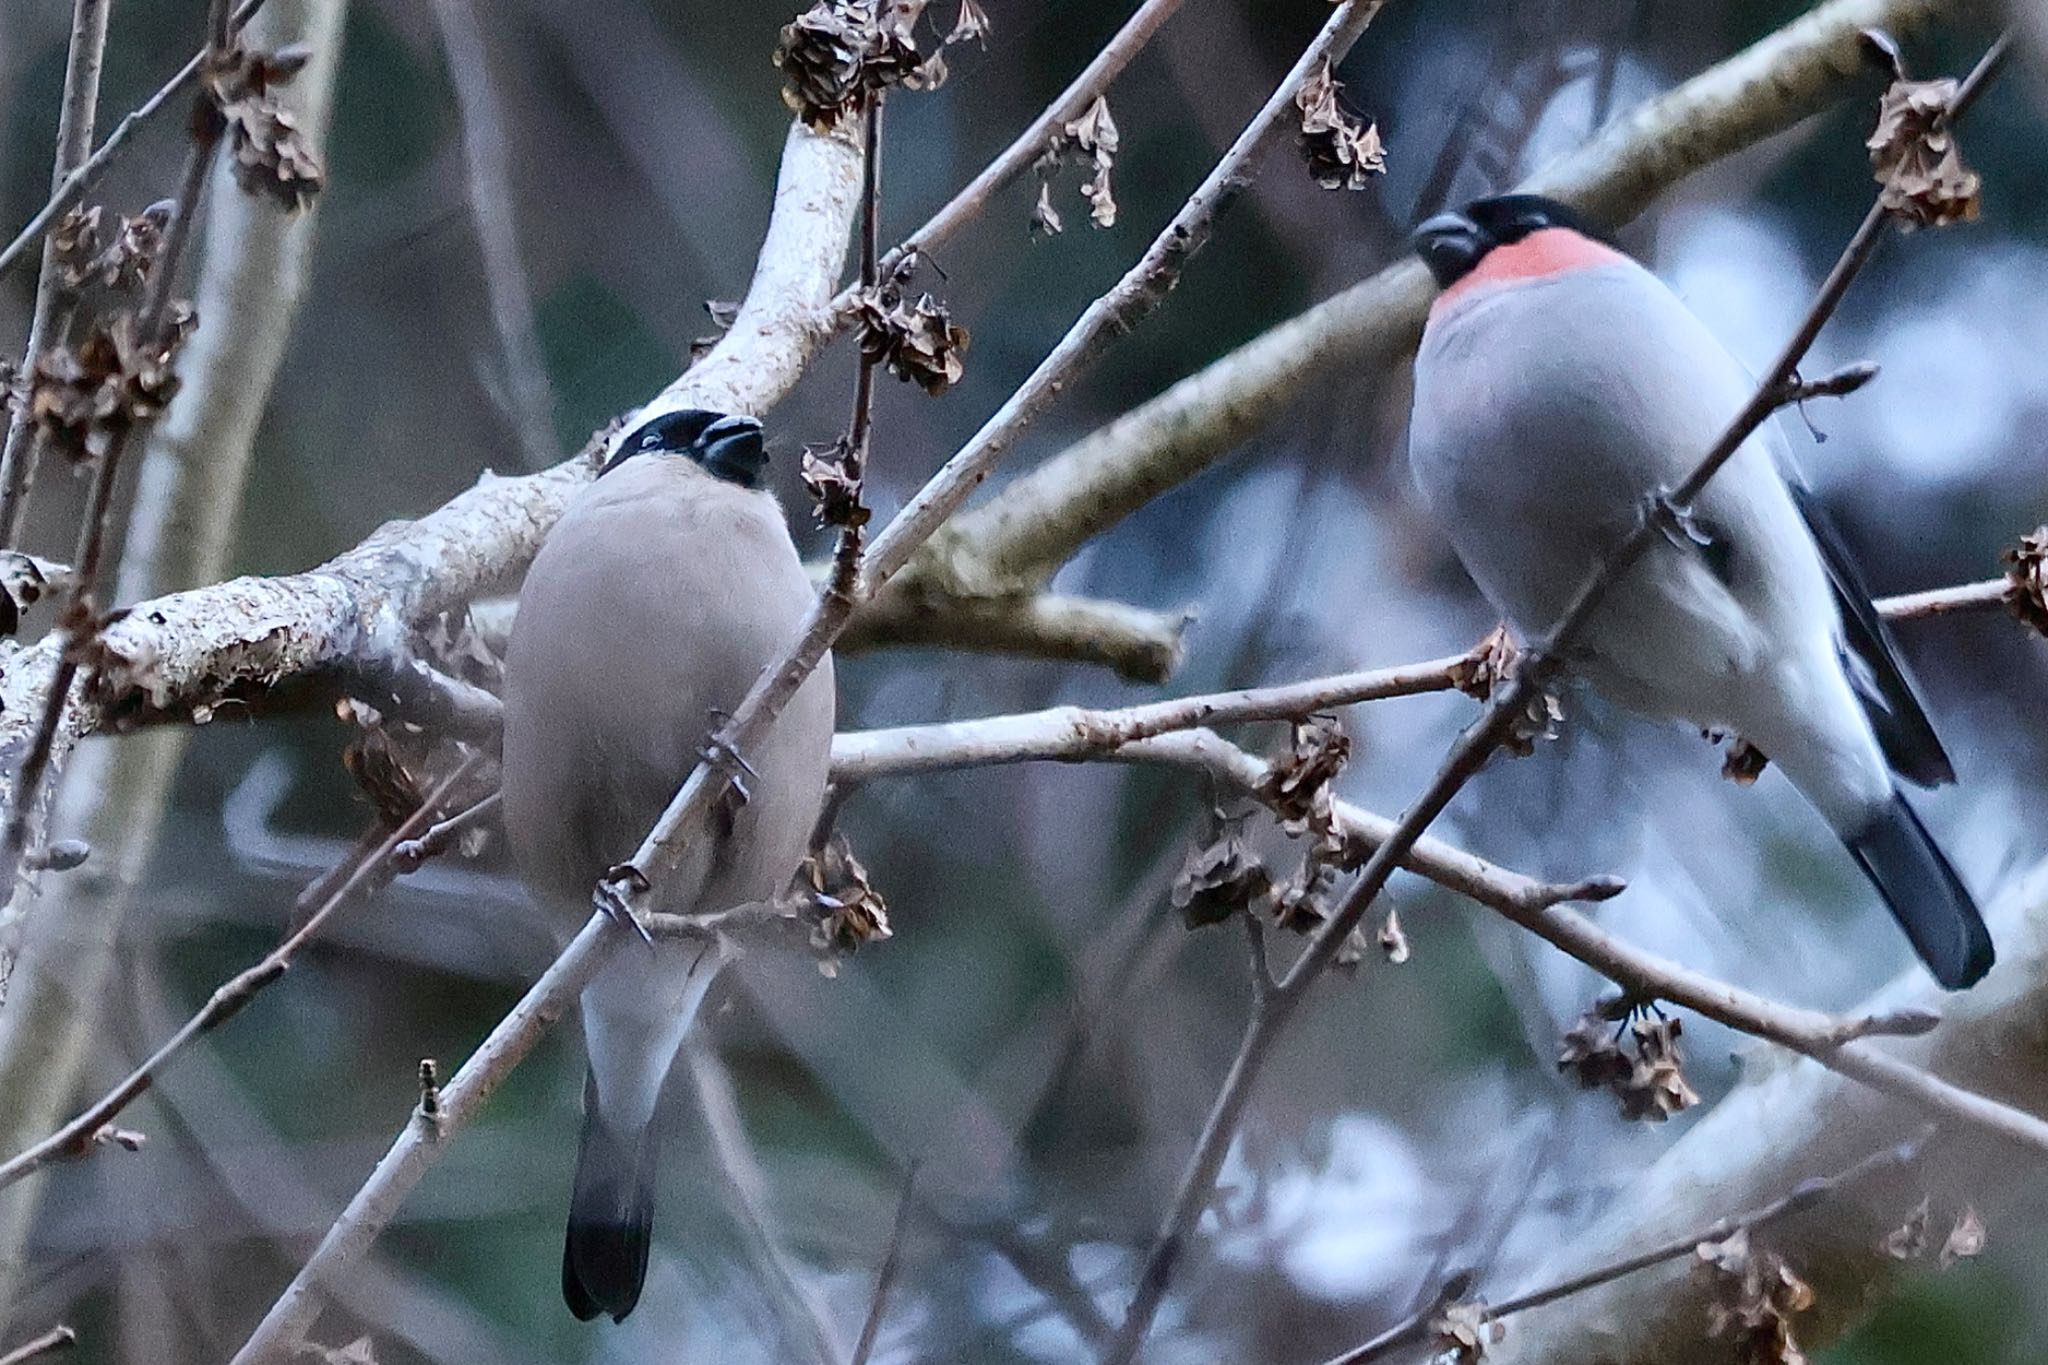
[1430,227,1627,316]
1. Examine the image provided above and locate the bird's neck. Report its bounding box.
[1429,227,1629,319]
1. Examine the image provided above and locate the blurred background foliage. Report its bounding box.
[0,0,2043,1361]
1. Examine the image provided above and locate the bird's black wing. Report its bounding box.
[1790,482,1955,787]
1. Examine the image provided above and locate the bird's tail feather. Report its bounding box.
[1845,791,1993,991]
[563,1069,660,1323]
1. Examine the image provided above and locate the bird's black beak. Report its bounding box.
[695,414,767,489]
[1412,210,1487,288]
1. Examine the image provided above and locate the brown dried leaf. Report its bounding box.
[30,310,194,466]
[1615,1015,1700,1122]
[1030,179,1064,237]
[1697,1228,1816,1365]
[775,1,870,128]
[1449,625,1519,701]
[854,288,970,395]
[800,438,870,529]
[2002,527,2048,637]
[339,706,426,829]
[1262,715,1350,835]
[774,0,930,128]
[207,44,327,211]
[1939,1205,1985,1268]
[946,0,990,46]
[1294,57,1386,191]
[1502,689,1564,758]
[1867,76,1980,228]
[1429,1301,1504,1364]
[1881,1196,1931,1260]
[1721,736,1770,786]
[1172,823,1272,928]
[1065,96,1119,228]
[801,833,893,966]
[1557,1008,1633,1091]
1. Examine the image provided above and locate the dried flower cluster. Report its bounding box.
[853,281,970,395]
[51,202,175,295]
[1265,716,1375,965]
[30,307,196,465]
[1172,811,1272,928]
[204,42,326,212]
[1695,1227,1815,1365]
[336,697,429,830]
[1447,628,1565,756]
[1558,1002,1701,1122]
[774,0,989,130]
[800,436,871,529]
[798,832,893,973]
[1032,96,1120,235]
[1295,58,1386,191]
[1867,73,1981,228]
[2003,526,2048,637]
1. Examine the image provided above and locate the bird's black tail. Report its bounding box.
[563,1070,659,1323]
[1845,791,1994,991]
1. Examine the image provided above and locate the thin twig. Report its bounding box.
[850,1163,920,1365]
[392,790,500,872]
[1875,576,2009,621]
[0,0,114,547]
[0,0,272,281]
[1321,1130,1931,1365]
[0,1327,75,1365]
[428,0,558,470]
[685,1046,847,1365]
[832,649,1474,780]
[0,754,479,1193]
[1102,38,2014,1360]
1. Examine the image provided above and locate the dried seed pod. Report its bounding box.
[1295,58,1386,191]
[1868,74,1981,228]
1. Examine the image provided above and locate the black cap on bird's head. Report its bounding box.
[1411,194,1606,288]
[601,408,767,488]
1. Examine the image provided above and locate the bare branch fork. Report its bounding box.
[1099,34,2021,1363]
[221,8,1392,1358]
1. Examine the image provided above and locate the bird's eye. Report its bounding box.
[640,432,661,449]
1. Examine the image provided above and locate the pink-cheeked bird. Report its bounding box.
[1405,193,1992,990]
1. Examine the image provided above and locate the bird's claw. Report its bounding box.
[596,866,657,948]
[1648,490,1712,551]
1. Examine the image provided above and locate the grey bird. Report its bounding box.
[1405,193,1992,990]
[500,406,836,1320]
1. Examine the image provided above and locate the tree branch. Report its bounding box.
[0,0,112,546]
[892,0,1969,601]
